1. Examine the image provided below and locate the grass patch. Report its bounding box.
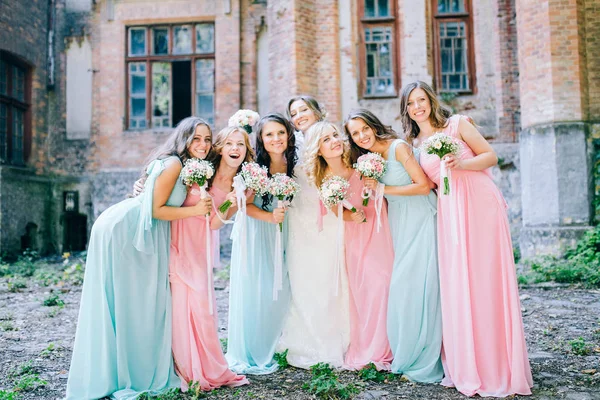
[136,388,182,399]
[274,349,289,369]
[570,337,591,356]
[357,363,395,383]
[42,294,64,307]
[521,226,600,287]
[220,338,228,353]
[0,320,16,331]
[303,362,359,399]
[7,278,27,293]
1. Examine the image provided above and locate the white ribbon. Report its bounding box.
[374,183,385,233]
[333,202,345,297]
[229,175,249,275]
[199,183,214,315]
[440,159,459,245]
[273,199,286,301]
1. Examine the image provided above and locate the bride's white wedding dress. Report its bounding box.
[277,132,350,369]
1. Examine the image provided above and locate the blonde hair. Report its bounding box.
[303,121,353,188]
[211,126,255,164]
[399,81,452,145]
[207,127,255,189]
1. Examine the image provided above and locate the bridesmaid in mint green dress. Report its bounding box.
[226,113,296,374]
[66,117,214,400]
[344,109,443,382]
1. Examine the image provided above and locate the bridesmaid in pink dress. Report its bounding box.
[399,81,533,397]
[170,126,251,392]
[303,121,394,370]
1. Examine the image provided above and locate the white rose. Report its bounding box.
[433,140,442,150]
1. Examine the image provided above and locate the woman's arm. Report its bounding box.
[445,117,498,171]
[367,143,431,196]
[330,205,366,223]
[152,159,212,221]
[245,197,285,225]
[210,190,238,230]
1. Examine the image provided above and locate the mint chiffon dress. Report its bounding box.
[382,140,444,382]
[66,156,184,400]
[225,195,291,374]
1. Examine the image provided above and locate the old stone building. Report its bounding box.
[0,0,598,257]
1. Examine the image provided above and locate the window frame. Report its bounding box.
[358,0,401,99]
[432,0,476,94]
[124,22,216,130]
[0,51,31,165]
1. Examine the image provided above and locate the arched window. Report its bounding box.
[0,51,31,165]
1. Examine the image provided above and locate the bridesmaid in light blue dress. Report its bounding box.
[344,109,443,383]
[66,118,214,400]
[226,113,296,374]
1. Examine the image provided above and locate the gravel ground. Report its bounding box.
[0,257,599,399]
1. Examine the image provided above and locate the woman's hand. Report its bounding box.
[132,178,145,197]
[271,207,286,224]
[443,154,463,170]
[350,209,366,224]
[363,178,380,190]
[223,191,238,211]
[192,197,212,216]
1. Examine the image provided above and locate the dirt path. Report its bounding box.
[1,258,599,399]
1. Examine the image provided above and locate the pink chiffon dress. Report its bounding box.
[342,171,394,370]
[419,115,533,397]
[169,184,248,391]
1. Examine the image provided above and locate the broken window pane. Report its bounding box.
[129,27,147,56]
[195,24,215,54]
[174,25,192,55]
[152,27,169,55]
[152,62,171,128]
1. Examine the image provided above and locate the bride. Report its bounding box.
[277,95,350,368]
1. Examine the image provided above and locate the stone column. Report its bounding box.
[516,0,594,257]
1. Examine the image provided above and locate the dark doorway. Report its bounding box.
[172,61,191,127]
[63,213,87,251]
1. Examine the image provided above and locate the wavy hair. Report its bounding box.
[303,121,352,188]
[142,117,212,177]
[208,126,255,188]
[343,108,399,164]
[254,113,298,209]
[286,95,328,124]
[399,81,452,145]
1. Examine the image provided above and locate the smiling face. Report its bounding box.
[261,121,289,155]
[406,88,432,124]
[345,118,376,151]
[220,130,248,168]
[187,124,212,159]
[289,100,318,132]
[318,126,344,160]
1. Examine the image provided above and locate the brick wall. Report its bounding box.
[584,0,600,119]
[89,0,240,172]
[240,0,266,111]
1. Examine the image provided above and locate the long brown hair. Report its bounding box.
[399,81,452,145]
[142,117,212,177]
[343,109,399,164]
[286,95,328,123]
[303,121,352,188]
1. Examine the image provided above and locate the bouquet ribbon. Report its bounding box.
[273,199,290,301]
[199,183,214,315]
[360,183,384,232]
[440,159,459,245]
[229,175,249,275]
[333,202,345,297]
